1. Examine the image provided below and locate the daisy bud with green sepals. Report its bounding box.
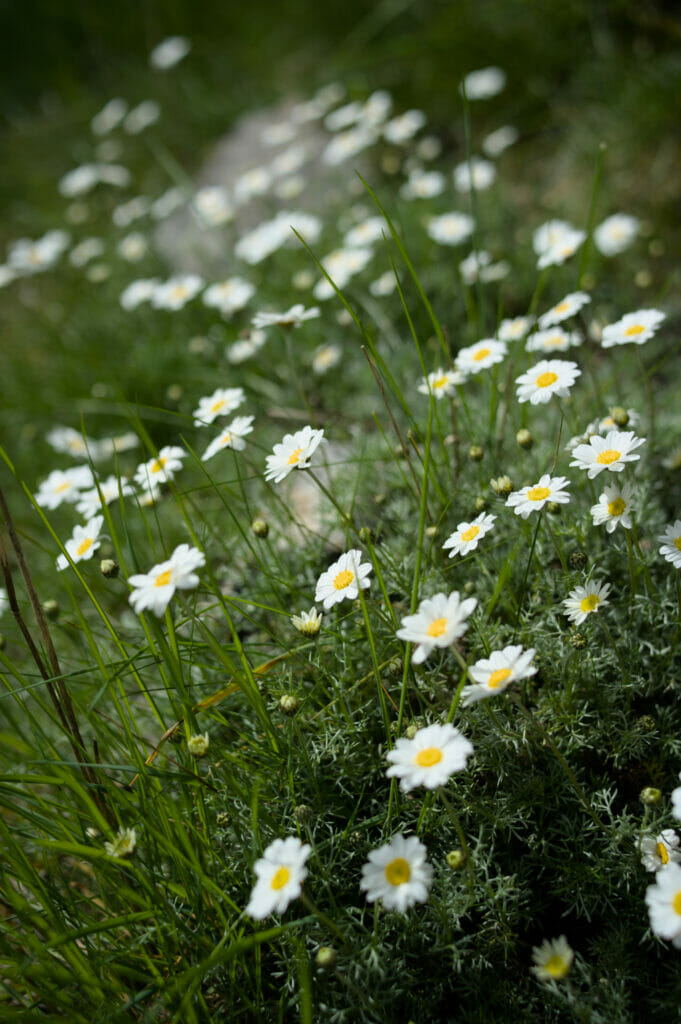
[316,947,337,970]
[475,495,487,512]
[100,558,119,578]
[187,733,209,757]
[568,550,588,571]
[640,787,662,806]
[293,805,313,825]
[468,444,484,462]
[359,526,373,543]
[43,599,59,621]
[252,518,269,538]
[516,428,534,450]
[446,849,467,870]
[491,475,513,497]
[279,694,299,715]
[291,607,322,635]
[611,406,629,427]
[569,632,587,649]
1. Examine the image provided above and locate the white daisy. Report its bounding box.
[506,475,571,518]
[343,216,386,249]
[538,292,591,330]
[193,187,234,228]
[35,466,94,510]
[640,831,681,872]
[246,836,311,920]
[515,359,581,405]
[149,36,190,71]
[201,416,255,461]
[590,482,635,533]
[56,516,105,571]
[291,607,323,635]
[193,387,245,426]
[562,580,611,625]
[537,229,586,270]
[313,247,372,299]
[312,344,342,375]
[396,591,477,665]
[400,169,445,200]
[593,213,639,257]
[128,544,205,617]
[386,722,473,792]
[461,66,506,100]
[226,329,267,364]
[461,645,537,705]
[417,368,464,399]
[104,827,137,858]
[455,339,507,376]
[453,157,496,192]
[659,520,681,569]
[134,446,186,490]
[75,475,135,519]
[497,315,534,342]
[202,278,254,316]
[531,936,574,981]
[533,220,578,258]
[569,430,645,478]
[426,211,474,247]
[360,833,433,912]
[151,274,204,311]
[314,550,372,610]
[525,327,582,353]
[264,425,325,484]
[482,125,518,157]
[383,109,426,144]
[251,304,320,330]
[442,512,496,558]
[120,278,160,311]
[600,309,665,348]
[645,862,681,947]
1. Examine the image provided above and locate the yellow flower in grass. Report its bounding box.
[360,834,433,912]
[562,580,611,625]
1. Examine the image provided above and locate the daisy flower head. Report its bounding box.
[426,211,474,247]
[482,124,518,157]
[264,425,325,484]
[569,430,645,479]
[641,831,681,873]
[396,591,477,665]
[314,549,372,610]
[562,579,611,625]
[538,292,591,330]
[659,520,681,569]
[386,722,473,792]
[497,315,534,343]
[193,387,245,426]
[462,644,537,706]
[453,157,496,193]
[201,416,255,461]
[461,66,506,100]
[442,512,496,558]
[506,474,570,518]
[149,35,190,71]
[590,481,635,533]
[35,466,94,510]
[56,516,104,571]
[246,836,311,920]
[134,446,186,489]
[105,827,137,858]
[593,213,639,256]
[128,544,205,617]
[76,475,135,519]
[312,344,342,375]
[251,304,320,330]
[525,327,582,354]
[291,607,323,635]
[515,359,581,405]
[417,368,465,399]
[202,277,253,315]
[360,833,433,913]
[600,309,665,349]
[151,274,204,311]
[645,862,681,947]
[537,229,586,270]
[531,936,574,982]
[455,338,507,376]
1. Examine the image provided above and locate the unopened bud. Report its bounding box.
[294,804,314,824]
[516,428,534,450]
[569,632,587,649]
[316,946,337,969]
[359,526,373,544]
[252,518,269,538]
[491,475,513,497]
[446,849,467,870]
[187,732,209,757]
[547,501,561,515]
[100,558,119,578]
[43,599,59,621]
[468,444,484,462]
[475,495,488,512]
[640,786,662,806]
[568,550,588,571]
[611,406,629,427]
[279,694,299,715]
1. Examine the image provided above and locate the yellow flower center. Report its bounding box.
[545,335,563,347]
[154,569,173,588]
[287,447,303,465]
[527,486,550,502]
[488,667,512,689]
[673,890,681,916]
[460,525,480,543]
[674,537,681,552]
[55,481,71,493]
[607,497,626,517]
[545,954,569,979]
[625,324,645,337]
[580,594,599,613]
[553,301,569,314]
[414,747,443,767]
[150,457,167,474]
[210,399,226,413]
[473,347,490,362]
[270,866,291,890]
[333,569,354,590]
[596,449,620,465]
[76,538,94,557]
[385,857,411,886]
[427,617,448,637]
[657,842,670,865]
[170,285,188,300]
[433,375,449,389]
[535,371,558,388]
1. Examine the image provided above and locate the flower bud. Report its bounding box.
[316,946,337,970]
[446,849,467,870]
[100,558,120,578]
[468,444,484,462]
[640,786,662,806]
[187,732,210,757]
[294,804,314,824]
[279,693,299,715]
[359,526,373,543]
[252,518,269,538]
[568,550,588,571]
[611,406,629,427]
[569,632,587,649]
[491,475,513,497]
[516,428,534,450]
[547,501,562,515]
[43,599,59,621]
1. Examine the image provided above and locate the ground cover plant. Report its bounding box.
[1,3,681,1021]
